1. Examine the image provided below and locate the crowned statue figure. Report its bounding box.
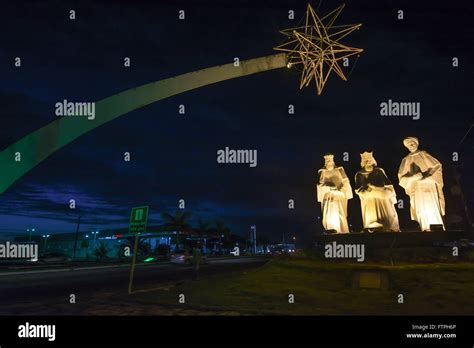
[398,137,445,231]
[355,152,400,232]
[316,154,353,233]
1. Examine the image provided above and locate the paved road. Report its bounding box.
[0,257,267,314]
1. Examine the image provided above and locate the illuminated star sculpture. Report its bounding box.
[274,3,363,95]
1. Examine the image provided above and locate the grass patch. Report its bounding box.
[131,258,474,315]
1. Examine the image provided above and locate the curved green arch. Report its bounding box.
[0,53,287,194]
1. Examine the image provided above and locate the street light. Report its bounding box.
[72,214,82,261]
[91,230,99,250]
[27,228,35,243]
[42,234,50,253]
[250,225,257,254]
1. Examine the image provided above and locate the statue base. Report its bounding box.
[315,230,467,249]
[315,230,473,263]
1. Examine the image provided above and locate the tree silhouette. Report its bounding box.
[161,210,192,249]
[194,218,211,250]
[94,242,109,260]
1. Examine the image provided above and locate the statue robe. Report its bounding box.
[317,167,353,233]
[398,150,445,231]
[355,167,400,232]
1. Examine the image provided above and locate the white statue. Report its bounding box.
[316,154,353,233]
[355,152,400,232]
[398,137,445,231]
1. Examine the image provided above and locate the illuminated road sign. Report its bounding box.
[129,206,149,234]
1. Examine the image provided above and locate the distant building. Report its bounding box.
[10,226,217,258]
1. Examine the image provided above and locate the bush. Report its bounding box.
[94,242,109,260]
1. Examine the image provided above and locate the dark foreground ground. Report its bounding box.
[121,255,474,315]
[1,253,474,315]
[0,257,267,315]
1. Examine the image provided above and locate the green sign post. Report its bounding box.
[129,206,149,233]
[128,206,149,294]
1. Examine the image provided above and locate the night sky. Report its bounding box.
[0,0,472,243]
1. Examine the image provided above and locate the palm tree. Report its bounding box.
[257,235,270,253]
[215,220,231,238]
[161,210,192,249]
[195,218,211,251]
[215,220,231,251]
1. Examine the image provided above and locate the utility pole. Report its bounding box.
[72,215,81,260]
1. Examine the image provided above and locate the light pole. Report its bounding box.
[293,236,296,251]
[42,234,50,253]
[85,234,89,259]
[91,230,99,250]
[27,228,35,243]
[250,225,256,254]
[72,215,82,260]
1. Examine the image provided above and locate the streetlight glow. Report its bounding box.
[42,234,50,253]
[91,230,100,250]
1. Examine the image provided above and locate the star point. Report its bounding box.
[274,3,363,95]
